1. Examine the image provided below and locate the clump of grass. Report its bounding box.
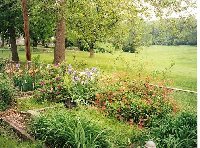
[31,108,112,148]
[131,111,197,147]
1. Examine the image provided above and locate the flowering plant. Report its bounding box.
[35,63,67,102]
[94,76,175,127]
[65,65,99,104]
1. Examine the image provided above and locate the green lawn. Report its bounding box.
[0,45,197,90]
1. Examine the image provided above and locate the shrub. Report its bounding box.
[94,77,174,126]
[35,63,67,102]
[31,109,111,148]
[122,44,136,53]
[0,74,15,110]
[94,42,115,54]
[0,58,8,73]
[131,112,197,147]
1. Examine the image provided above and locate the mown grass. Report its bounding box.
[172,91,197,113]
[0,45,196,90]
[16,97,63,111]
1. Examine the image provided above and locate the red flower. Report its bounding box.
[102,106,106,111]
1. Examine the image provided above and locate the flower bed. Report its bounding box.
[94,76,176,127]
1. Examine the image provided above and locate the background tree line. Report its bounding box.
[0,0,197,63]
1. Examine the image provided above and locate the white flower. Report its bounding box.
[47,64,51,69]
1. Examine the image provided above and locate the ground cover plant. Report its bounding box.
[0,121,43,148]
[131,111,197,147]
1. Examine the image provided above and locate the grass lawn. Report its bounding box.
[0,45,197,90]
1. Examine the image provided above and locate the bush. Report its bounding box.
[94,77,174,126]
[35,63,68,102]
[0,74,15,110]
[31,109,111,148]
[94,42,115,54]
[0,58,8,73]
[131,112,197,147]
[122,44,136,53]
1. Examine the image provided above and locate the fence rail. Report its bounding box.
[149,84,197,94]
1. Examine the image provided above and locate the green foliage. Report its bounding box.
[35,63,68,102]
[151,16,197,46]
[67,0,136,51]
[131,112,197,147]
[0,0,23,34]
[95,76,174,126]
[122,44,136,53]
[35,64,99,104]
[0,58,8,72]
[0,122,43,148]
[31,109,111,148]
[94,42,115,54]
[0,74,15,110]
[29,0,56,47]
[65,66,99,104]
[13,70,35,92]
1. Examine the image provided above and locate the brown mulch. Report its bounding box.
[15,91,34,99]
[0,109,29,131]
[0,109,34,141]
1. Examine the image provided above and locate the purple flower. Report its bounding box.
[73,75,80,82]
[54,63,60,67]
[91,67,98,73]
[16,63,20,69]
[67,64,75,75]
[55,76,61,81]
[40,81,45,86]
[86,71,92,78]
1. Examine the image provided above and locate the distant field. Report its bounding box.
[0,45,197,91]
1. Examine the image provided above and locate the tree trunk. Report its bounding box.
[89,48,94,58]
[1,34,4,48]
[54,17,66,64]
[32,39,38,47]
[89,43,95,58]
[21,0,31,62]
[9,27,19,62]
[42,40,45,47]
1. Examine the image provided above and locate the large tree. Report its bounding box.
[21,0,31,62]
[30,0,66,64]
[0,0,23,62]
[29,1,56,47]
[54,0,66,64]
[67,0,127,57]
